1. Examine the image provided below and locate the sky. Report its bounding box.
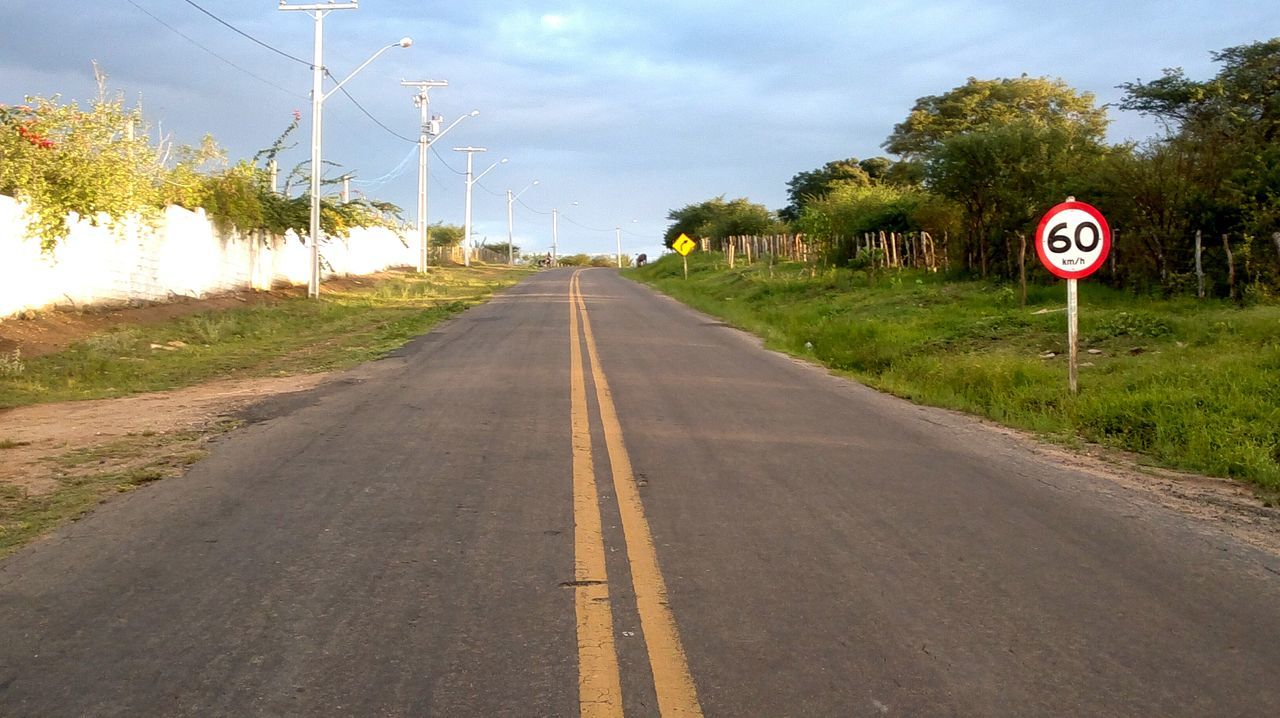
[1,1,1278,260]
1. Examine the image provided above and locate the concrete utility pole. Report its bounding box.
[552,208,559,267]
[616,226,622,268]
[506,180,539,266]
[280,0,409,298]
[400,80,447,272]
[453,148,507,267]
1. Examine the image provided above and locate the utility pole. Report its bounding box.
[506,180,539,266]
[281,2,409,297]
[507,190,515,266]
[400,80,447,273]
[552,208,559,267]
[453,147,506,267]
[616,226,622,268]
[279,0,358,299]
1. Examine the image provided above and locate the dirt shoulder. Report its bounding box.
[1,374,329,496]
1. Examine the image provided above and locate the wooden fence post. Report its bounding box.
[1195,229,1205,299]
[1223,234,1237,302]
[1018,232,1027,307]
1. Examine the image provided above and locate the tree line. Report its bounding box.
[665,37,1280,298]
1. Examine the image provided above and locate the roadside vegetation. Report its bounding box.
[0,267,526,409]
[630,253,1280,497]
[0,69,403,251]
[665,38,1280,298]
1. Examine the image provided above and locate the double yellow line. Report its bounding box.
[568,269,703,717]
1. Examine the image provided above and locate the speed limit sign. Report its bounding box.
[1035,201,1111,279]
[1035,198,1111,395]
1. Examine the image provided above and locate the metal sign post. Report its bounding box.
[1067,277,1079,394]
[673,233,696,279]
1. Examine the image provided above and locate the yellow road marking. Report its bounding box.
[569,270,624,718]
[573,271,705,717]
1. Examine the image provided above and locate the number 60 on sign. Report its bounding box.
[1035,201,1111,279]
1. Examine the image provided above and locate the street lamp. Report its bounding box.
[551,201,578,267]
[454,147,508,267]
[281,2,411,298]
[507,180,540,266]
[401,79,477,273]
[617,218,638,268]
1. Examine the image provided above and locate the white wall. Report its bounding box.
[0,195,416,318]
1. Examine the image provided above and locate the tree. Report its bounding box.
[664,196,783,247]
[429,222,464,247]
[781,159,869,222]
[927,121,1105,277]
[780,156,925,222]
[884,76,1110,160]
[1120,38,1280,262]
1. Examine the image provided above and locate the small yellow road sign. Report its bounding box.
[673,233,696,256]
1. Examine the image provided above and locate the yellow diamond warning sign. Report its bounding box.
[673,233,696,256]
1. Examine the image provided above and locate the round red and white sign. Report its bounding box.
[1035,201,1111,279]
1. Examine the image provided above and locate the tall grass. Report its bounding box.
[631,253,1280,493]
[0,267,529,408]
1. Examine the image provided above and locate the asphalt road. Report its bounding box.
[2,268,1279,717]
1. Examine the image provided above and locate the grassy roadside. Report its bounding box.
[629,253,1280,497]
[0,266,530,556]
[0,266,529,408]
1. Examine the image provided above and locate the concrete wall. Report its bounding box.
[0,195,416,318]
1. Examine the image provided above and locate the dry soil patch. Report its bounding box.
[0,374,329,496]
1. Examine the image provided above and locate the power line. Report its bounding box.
[560,214,613,233]
[350,145,418,187]
[182,0,313,68]
[517,197,552,215]
[323,71,415,144]
[431,145,466,174]
[473,180,505,198]
[127,0,307,100]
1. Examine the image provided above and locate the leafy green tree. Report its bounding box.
[428,222,464,247]
[1120,38,1280,268]
[781,159,870,222]
[664,196,783,247]
[884,76,1109,160]
[928,121,1105,276]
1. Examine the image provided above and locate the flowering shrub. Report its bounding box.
[0,95,163,249]
[0,90,402,250]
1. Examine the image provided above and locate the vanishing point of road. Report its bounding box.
[2,268,1278,716]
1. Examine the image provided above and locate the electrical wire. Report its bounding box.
[127,0,307,100]
[516,197,552,215]
[472,181,506,198]
[350,145,418,187]
[322,72,416,144]
[182,0,313,68]
[560,214,614,233]
[431,145,467,174]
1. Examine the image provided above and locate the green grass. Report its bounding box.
[630,253,1280,494]
[0,266,530,408]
